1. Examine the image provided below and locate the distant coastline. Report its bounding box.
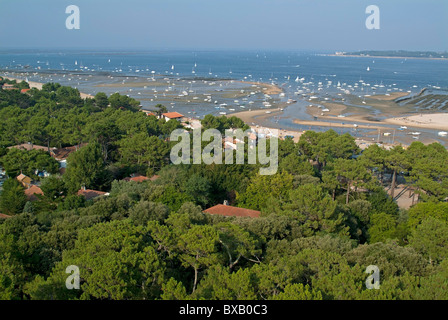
[326,50,448,61]
[326,54,448,61]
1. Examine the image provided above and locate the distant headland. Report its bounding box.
[328,50,448,60]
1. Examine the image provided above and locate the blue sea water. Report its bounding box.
[1,50,447,90]
[1,50,447,144]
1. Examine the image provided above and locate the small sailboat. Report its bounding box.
[171,65,174,70]
[295,76,300,82]
[367,66,370,71]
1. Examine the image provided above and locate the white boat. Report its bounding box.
[367,67,370,71]
[438,131,448,137]
[400,126,407,130]
[409,132,421,135]
[383,132,391,136]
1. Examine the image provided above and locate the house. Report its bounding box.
[161,112,184,122]
[2,83,17,90]
[8,143,51,152]
[21,88,31,94]
[16,173,32,188]
[123,174,150,182]
[24,185,44,201]
[203,201,261,218]
[0,213,12,219]
[141,110,156,117]
[77,188,109,201]
[51,144,87,168]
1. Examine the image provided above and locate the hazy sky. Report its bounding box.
[0,0,447,51]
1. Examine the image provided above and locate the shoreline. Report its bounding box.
[3,71,446,147]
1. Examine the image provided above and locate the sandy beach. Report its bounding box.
[384,113,448,131]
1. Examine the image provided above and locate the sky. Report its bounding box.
[0,0,447,52]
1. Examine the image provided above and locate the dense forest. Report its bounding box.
[0,79,447,300]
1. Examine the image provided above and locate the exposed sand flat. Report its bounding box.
[384,113,448,131]
[238,81,283,95]
[227,107,283,124]
[95,81,169,88]
[293,119,394,131]
[371,92,410,101]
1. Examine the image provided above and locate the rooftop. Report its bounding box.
[51,144,86,161]
[24,185,44,201]
[123,174,150,182]
[203,204,261,218]
[8,143,50,152]
[162,112,184,119]
[77,189,109,200]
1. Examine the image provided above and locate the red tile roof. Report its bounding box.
[21,89,31,93]
[0,213,12,219]
[203,204,261,218]
[123,174,159,182]
[162,112,184,119]
[77,189,108,200]
[129,175,149,182]
[24,185,44,201]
